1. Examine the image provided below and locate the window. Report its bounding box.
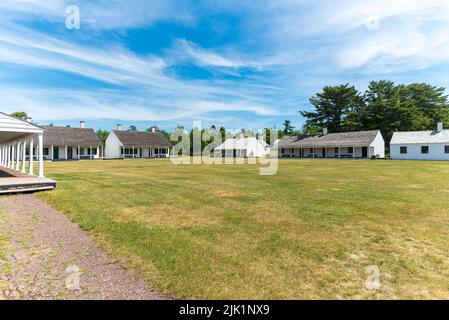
[92,148,97,155]
[421,146,429,154]
[79,148,85,156]
[43,147,49,156]
[400,146,407,154]
[348,147,354,154]
[445,146,449,154]
[281,148,285,154]
[291,148,294,154]
[335,147,339,154]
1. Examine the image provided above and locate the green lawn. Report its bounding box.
[37,159,449,299]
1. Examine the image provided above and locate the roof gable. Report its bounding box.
[0,112,44,134]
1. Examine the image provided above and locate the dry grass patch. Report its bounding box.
[251,201,296,225]
[211,189,245,198]
[114,204,221,228]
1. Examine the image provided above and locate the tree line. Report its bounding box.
[296,80,449,145]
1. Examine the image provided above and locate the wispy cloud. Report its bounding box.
[1,0,449,130]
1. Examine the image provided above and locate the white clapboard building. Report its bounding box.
[390,122,449,161]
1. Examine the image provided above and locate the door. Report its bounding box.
[67,147,73,159]
[362,147,368,158]
[53,147,59,160]
[322,148,326,158]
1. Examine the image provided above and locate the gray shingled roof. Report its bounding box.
[391,130,449,144]
[34,126,100,146]
[113,130,172,147]
[278,130,380,148]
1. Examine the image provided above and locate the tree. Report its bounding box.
[282,120,295,135]
[300,84,364,133]
[147,125,160,132]
[10,112,28,120]
[96,129,110,157]
[361,81,449,144]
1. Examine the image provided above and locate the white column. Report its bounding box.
[10,144,13,168]
[38,134,44,178]
[353,146,356,159]
[65,145,68,160]
[10,144,14,169]
[133,146,135,159]
[51,145,54,161]
[21,140,27,173]
[15,141,21,171]
[78,145,80,159]
[1,146,3,166]
[338,147,341,158]
[29,138,34,175]
[90,146,92,159]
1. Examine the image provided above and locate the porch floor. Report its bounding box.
[0,167,56,194]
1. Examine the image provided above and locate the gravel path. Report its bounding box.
[0,194,164,300]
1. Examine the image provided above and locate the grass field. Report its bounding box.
[37,158,449,299]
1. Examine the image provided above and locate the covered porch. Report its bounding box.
[0,113,55,193]
[280,146,372,159]
[119,146,171,159]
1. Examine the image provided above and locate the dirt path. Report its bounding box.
[0,194,164,300]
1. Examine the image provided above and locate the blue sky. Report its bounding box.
[1,0,449,131]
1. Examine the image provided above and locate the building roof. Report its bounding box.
[390,130,449,144]
[0,112,44,142]
[278,130,381,148]
[214,137,269,150]
[113,130,172,147]
[35,126,101,146]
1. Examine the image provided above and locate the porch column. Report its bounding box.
[90,146,92,159]
[1,146,4,166]
[78,145,80,160]
[21,140,27,173]
[15,141,21,171]
[65,145,68,160]
[51,145,54,161]
[0,146,3,166]
[29,138,34,175]
[338,147,341,158]
[353,146,356,159]
[11,144,14,168]
[38,133,44,178]
[132,146,135,159]
[312,148,315,158]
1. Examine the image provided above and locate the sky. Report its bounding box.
[1,0,449,131]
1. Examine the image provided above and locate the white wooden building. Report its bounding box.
[278,129,385,159]
[213,137,270,158]
[105,125,172,159]
[36,121,101,161]
[390,122,449,161]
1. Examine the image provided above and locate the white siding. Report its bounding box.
[105,131,123,159]
[370,131,385,158]
[391,143,449,160]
